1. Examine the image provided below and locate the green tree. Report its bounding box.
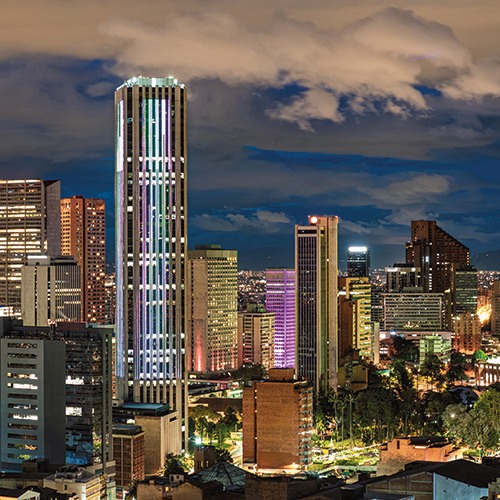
[446,351,468,384]
[159,453,188,475]
[442,404,470,443]
[420,354,446,388]
[234,363,268,385]
[190,405,220,440]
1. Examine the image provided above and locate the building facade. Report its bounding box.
[454,265,478,314]
[386,264,421,292]
[0,179,61,318]
[186,245,238,373]
[338,276,373,362]
[242,369,313,472]
[61,196,106,323]
[295,216,338,393]
[347,246,370,278]
[21,255,81,326]
[452,312,481,355]
[265,268,295,369]
[237,305,275,370]
[114,77,187,450]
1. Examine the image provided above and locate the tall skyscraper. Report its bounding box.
[406,220,469,294]
[187,245,238,373]
[454,265,478,314]
[115,77,187,447]
[0,179,61,317]
[295,215,338,393]
[61,196,106,323]
[265,268,296,368]
[21,255,81,326]
[347,246,370,278]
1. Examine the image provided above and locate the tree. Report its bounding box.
[214,447,233,463]
[233,363,267,385]
[190,405,220,441]
[420,354,446,388]
[159,453,188,475]
[442,404,470,443]
[446,351,468,384]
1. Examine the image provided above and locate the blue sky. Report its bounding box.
[1,1,500,269]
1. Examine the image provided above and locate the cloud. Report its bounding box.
[192,210,292,233]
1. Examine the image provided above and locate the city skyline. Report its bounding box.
[2,2,500,269]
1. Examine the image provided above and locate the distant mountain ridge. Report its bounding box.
[472,250,500,271]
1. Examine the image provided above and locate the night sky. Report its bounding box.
[2,1,500,269]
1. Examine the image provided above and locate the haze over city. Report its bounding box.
[2,1,500,268]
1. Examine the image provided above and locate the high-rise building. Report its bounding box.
[242,368,313,472]
[386,264,421,293]
[295,215,338,393]
[237,304,275,370]
[338,277,373,362]
[347,246,370,278]
[419,334,451,366]
[0,179,61,317]
[454,265,478,314]
[115,77,187,448]
[452,312,481,355]
[21,255,81,326]
[0,319,113,468]
[187,245,238,373]
[0,335,66,472]
[491,281,500,335]
[265,268,295,368]
[61,196,106,323]
[406,220,469,294]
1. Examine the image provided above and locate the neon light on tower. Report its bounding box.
[115,77,187,450]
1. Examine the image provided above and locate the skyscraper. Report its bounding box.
[265,268,296,368]
[0,179,61,317]
[295,215,338,393]
[187,245,238,373]
[61,196,106,323]
[406,220,469,293]
[347,246,370,278]
[115,76,187,443]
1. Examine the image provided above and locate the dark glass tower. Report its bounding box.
[347,246,370,278]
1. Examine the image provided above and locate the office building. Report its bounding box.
[113,424,145,498]
[0,319,113,467]
[21,255,81,326]
[0,179,61,318]
[347,246,370,278]
[491,281,500,335]
[386,263,421,292]
[452,312,481,355]
[338,277,373,362]
[419,334,451,366]
[242,369,313,472]
[382,292,444,332]
[61,196,106,323]
[265,268,295,368]
[115,77,187,449]
[454,265,478,314]
[187,245,238,373]
[406,220,469,293]
[0,336,66,472]
[295,215,338,393]
[237,304,275,370]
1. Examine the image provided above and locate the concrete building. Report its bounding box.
[419,334,451,366]
[112,424,145,498]
[378,436,462,476]
[187,245,238,373]
[475,356,500,386]
[386,264,421,292]
[43,466,108,500]
[60,196,106,324]
[237,305,275,370]
[347,246,370,278]
[454,265,478,314]
[382,292,444,332]
[0,336,66,472]
[0,179,61,318]
[295,215,338,393]
[452,312,481,355]
[492,281,500,335]
[21,255,81,326]
[0,320,113,468]
[338,276,373,362]
[405,220,470,294]
[115,77,188,450]
[242,368,313,472]
[265,268,295,369]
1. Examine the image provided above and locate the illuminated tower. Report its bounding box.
[265,268,296,368]
[61,196,106,323]
[187,245,238,373]
[295,215,338,393]
[115,77,187,441]
[0,179,61,318]
[347,246,370,278]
